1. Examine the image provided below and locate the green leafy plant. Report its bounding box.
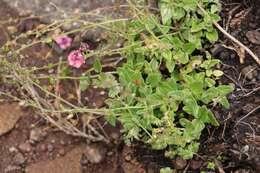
[207,161,216,170]
[1,0,233,160]
[88,0,233,159]
[160,167,174,173]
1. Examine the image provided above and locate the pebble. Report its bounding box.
[80,156,89,166]
[241,65,257,80]
[58,149,65,156]
[93,100,105,108]
[13,152,26,165]
[7,26,18,34]
[190,159,203,170]
[4,165,21,173]
[18,141,32,153]
[107,151,113,156]
[39,144,46,152]
[82,144,107,164]
[172,157,187,170]
[29,128,46,144]
[9,147,18,153]
[47,144,54,152]
[60,140,66,145]
[100,91,106,95]
[246,30,260,45]
[125,155,131,162]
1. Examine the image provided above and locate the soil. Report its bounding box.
[0,0,259,173]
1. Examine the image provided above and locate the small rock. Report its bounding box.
[4,165,21,173]
[9,147,18,153]
[7,26,18,34]
[107,151,113,156]
[19,141,32,153]
[82,144,107,164]
[93,99,105,108]
[110,132,120,142]
[80,156,89,166]
[26,146,85,173]
[241,65,257,80]
[59,149,65,156]
[29,128,46,144]
[124,155,131,162]
[39,144,46,152]
[210,44,224,57]
[100,91,106,95]
[82,27,104,43]
[13,152,26,165]
[246,30,260,45]
[190,159,203,170]
[47,144,54,152]
[172,157,187,170]
[241,145,249,154]
[0,103,24,136]
[60,140,66,145]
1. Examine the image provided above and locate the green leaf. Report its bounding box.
[147,73,162,87]
[160,167,174,173]
[160,3,173,24]
[183,98,199,117]
[198,106,219,126]
[105,114,117,126]
[79,78,90,91]
[213,70,224,77]
[201,59,220,69]
[217,85,234,95]
[93,59,102,73]
[206,29,218,42]
[174,50,189,64]
[219,96,230,108]
[205,78,216,87]
[183,42,196,54]
[166,59,175,73]
[172,7,186,20]
[162,50,175,72]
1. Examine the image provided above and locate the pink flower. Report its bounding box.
[54,35,72,50]
[68,50,85,68]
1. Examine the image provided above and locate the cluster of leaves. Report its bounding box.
[88,0,233,159]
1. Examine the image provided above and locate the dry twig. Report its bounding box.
[235,105,260,126]
[197,4,260,66]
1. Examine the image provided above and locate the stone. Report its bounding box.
[13,152,26,165]
[0,103,24,136]
[82,144,107,164]
[47,144,54,152]
[9,147,18,153]
[4,165,21,173]
[29,128,46,144]
[246,30,260,45]
[172,157,187,170]
[241,65,258,80]
[58,149,65,156]
[19,141,32,153]
[26,146,85,173]
[124,155,131,162]
[190,159,203,170]
[39,144,46,152]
